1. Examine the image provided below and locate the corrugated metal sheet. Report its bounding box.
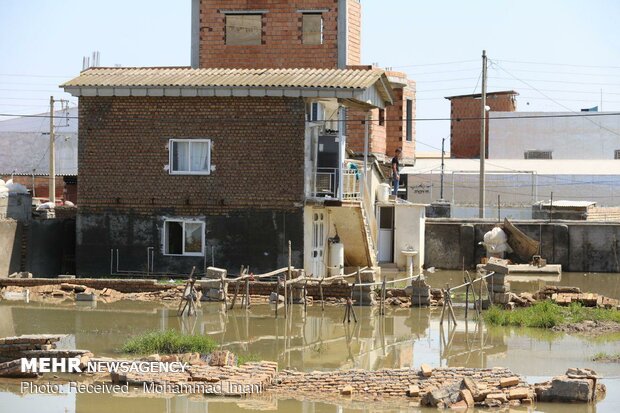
[536,200,596,208]
[61,67,387,90]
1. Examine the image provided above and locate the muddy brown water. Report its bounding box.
[0,271,619,412]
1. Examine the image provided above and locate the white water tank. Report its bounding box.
[329,242,344,276]
[377,183,390,203]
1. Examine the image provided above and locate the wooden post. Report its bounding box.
[303,279,308,313]
[245,278,250,309]
[357,267,362,308]
[465,270,480,317]
[274,277,279,318]
[285,241,291,318]
[349,284,358,323]
[465,284,470,319]
[319,278,324,311]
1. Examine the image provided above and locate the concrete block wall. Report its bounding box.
[448,92,517,159]
[197,0,361,69]
[425,219,620,273]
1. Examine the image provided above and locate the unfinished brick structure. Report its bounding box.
[191,0,415,163]
[192,0,361,69]
[446,91,517,159]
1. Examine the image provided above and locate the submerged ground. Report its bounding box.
[0,271,619,412]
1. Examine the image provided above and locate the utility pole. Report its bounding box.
[440,137,445,200]
[479,50,488,219]
[49,96,56,206]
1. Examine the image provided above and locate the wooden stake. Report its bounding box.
[319,279,324,311]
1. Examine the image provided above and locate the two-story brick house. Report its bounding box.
[62,0,418,276]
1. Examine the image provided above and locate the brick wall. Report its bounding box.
[346,0,361,66]
[197,0,361,69]
[346,80,416,163]
[449,93,517,159]
[77,96,306,215]
[385,79,416,162]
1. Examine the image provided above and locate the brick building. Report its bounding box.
[62,68,393,275]
[60,0,419,276]
[446,91,517,159]
[191,0,416,164]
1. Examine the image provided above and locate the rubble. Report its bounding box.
[535,368,605,403]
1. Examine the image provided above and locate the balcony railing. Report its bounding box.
[311,167,361,200]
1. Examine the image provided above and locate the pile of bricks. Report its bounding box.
[535,286,620,309]
[0,334,67,360]
[273,365,535,408]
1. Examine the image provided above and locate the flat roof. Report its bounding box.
[445,90,518,100]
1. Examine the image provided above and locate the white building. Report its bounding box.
[489,111,620,160]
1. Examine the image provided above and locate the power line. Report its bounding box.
[390,60,478,69]
[492,62,620,137]
[495,59,620,70]
[1,111,618,123]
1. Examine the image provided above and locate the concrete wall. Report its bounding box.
[0,193,31,221]
[0,218,74,277]
[425,219,620,273]
[77,210,303,277]
[0,220,21,276]
[489,112,620,159]
[393,204,425,273]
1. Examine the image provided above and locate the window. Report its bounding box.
[524,150,552,159]
[615,150,620,159]
[406,99,413,141]
[164,220,205,256]
[169,139,211,175]
[226,14,262,45]
[302,13,323,45]
[309,102,324,122]
[378,109,385,126]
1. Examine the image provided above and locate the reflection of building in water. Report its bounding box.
[438,320,507,369]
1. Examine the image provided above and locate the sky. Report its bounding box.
[1,0,619,151]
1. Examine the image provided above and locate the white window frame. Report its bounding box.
[168,138,212,175]
[163,219,205,257]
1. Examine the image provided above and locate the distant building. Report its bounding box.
[445,91,518,159]
[489,111,620,159]
[0,108,78,203]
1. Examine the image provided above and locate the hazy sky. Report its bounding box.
[1,0,619,150]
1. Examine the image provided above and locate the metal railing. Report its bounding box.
[342,169,361,200]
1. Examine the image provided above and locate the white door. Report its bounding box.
[378,207,394,263]
[311,211,326,277]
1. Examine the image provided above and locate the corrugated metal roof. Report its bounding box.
[61,67,388,90]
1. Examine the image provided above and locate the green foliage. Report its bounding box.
[237,354,261,365]
[121,330,217,355]
[483,300,620,329]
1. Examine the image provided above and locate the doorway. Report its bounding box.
[378,206,394,263]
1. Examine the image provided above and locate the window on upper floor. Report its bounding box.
[615,150,620,159]
[406,99,413,141]
[302,13,323,45]
[163,219,205,256]
[169,139,211,175]
[378,109,385,126]
[524,150,552,159]
[226,14,262,45]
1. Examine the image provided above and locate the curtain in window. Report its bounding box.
[190,142,210,173]
[184,222,203,253]
[173,141,190,172]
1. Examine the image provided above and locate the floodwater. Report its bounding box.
[0,271,619,413]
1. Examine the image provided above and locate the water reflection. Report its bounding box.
[0,271,619,412]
